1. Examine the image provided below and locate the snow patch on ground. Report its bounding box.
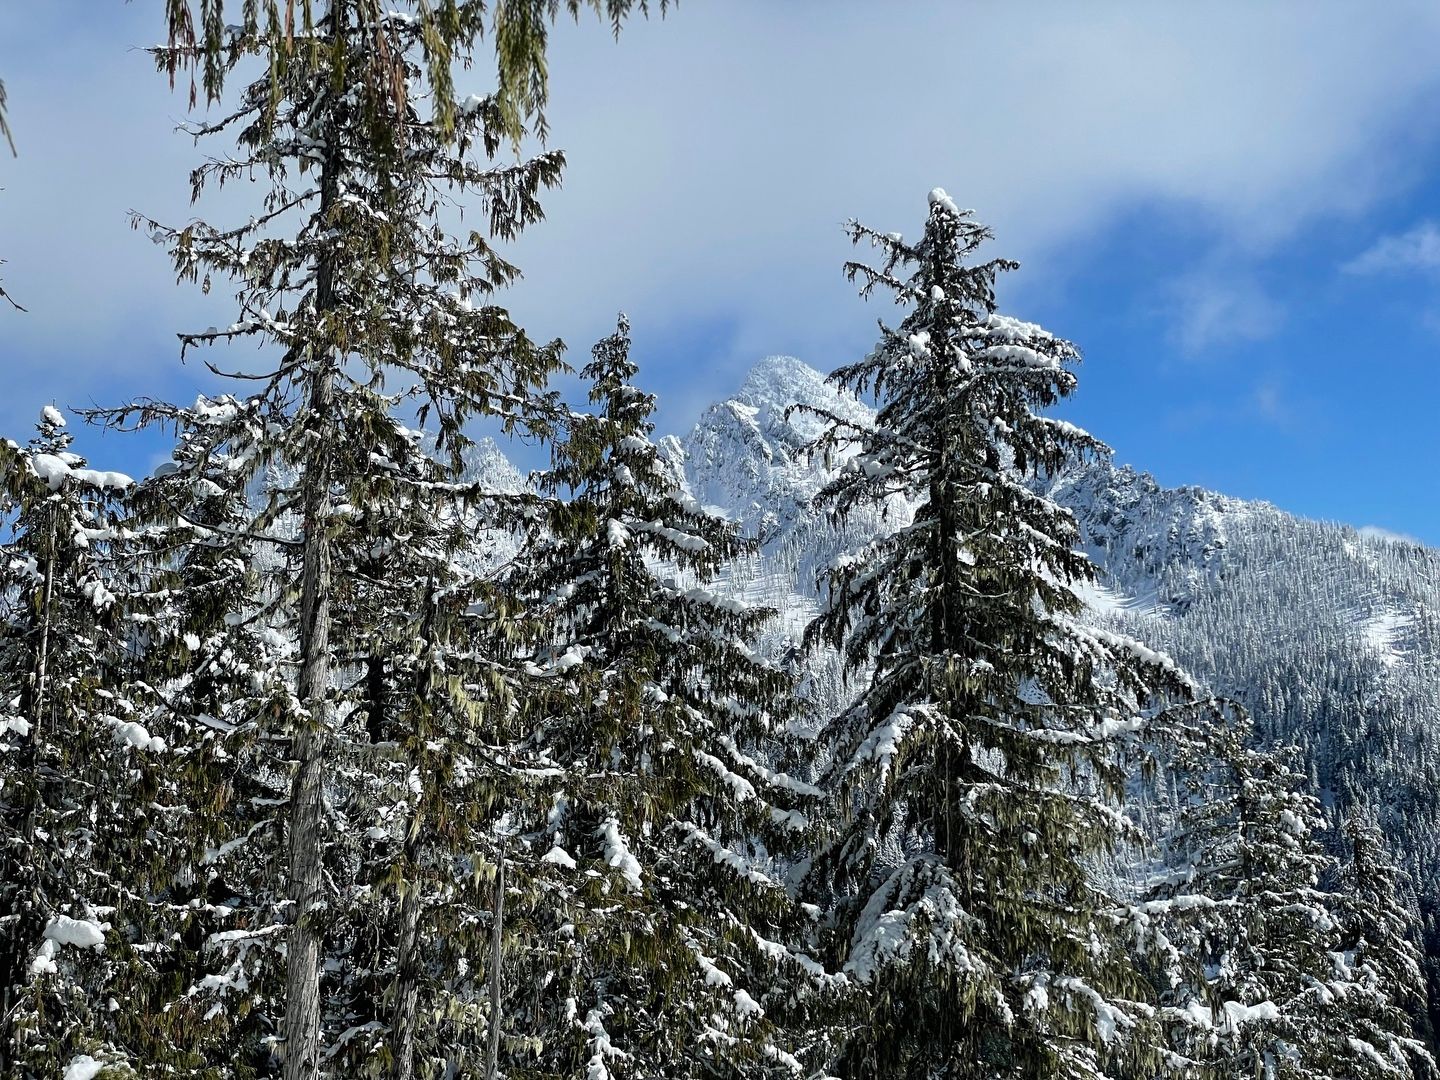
[63,1058,107,1080]
[1071,577,1169,621]
[1361,608,1413,670]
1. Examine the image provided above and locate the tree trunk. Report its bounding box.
[484,836,507,1080]
[392,584,436,1080]
[282,364,336,1080]
[22,501,58,847]
[929,305,960,872]
[365,654,387,743]
[282,5,343,1067]
[390,830,423,1080]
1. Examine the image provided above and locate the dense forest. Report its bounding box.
[2,3,1436,1079]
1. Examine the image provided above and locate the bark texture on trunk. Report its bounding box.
[390,835,423,1080]
[391,586,436,1080]
[484,837,507,1080]
[282,368,336,1080]
[283,22,343,1063]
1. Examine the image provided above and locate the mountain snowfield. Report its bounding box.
[588,353,1440,1010]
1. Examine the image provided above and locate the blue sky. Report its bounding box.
[5,2,1440,541]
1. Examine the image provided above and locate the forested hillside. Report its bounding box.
[1060,463,1440,1036]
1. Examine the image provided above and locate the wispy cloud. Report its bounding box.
[1165,272,1284,354]
[1249,380,1289,424]
[1358,524,1423,545]
[1343,221,1440,274]
[9,1,1440,449]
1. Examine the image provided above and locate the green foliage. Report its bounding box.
[500,317,823,1077]
[0,411,142,1077]
[800,191,1195,1078]
[159,0,670,146]
[92,2,572,1074]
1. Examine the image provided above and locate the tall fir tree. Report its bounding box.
[502,316,830,1078]
[799,189,1197,1079]
[1322,806,1435,1077]
[102,394,298,1076]
[1138,713,1318,1079]
[114,3,567,1075]
[315,450,567,1080]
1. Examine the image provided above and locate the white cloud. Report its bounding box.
[6,0,1440,437]
[1359,524,1423,545]
[1343,221,1440,275]
[503,0,1440,415]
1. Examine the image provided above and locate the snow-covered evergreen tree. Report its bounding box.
[0,409,144,1078]
[503,316,828,1078]
[316,454,562,1080]
[1142,711,1434,1080]
[116,4,568,1075]
[1320,807,1435,1077]
[799,190,1196,1078]
[1140,714,1316,1078]
[92,395,299,1075]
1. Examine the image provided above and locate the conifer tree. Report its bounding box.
[1140,716,1319,1078]
[0,409,142,1078]
[100,395,298,1075]
[317,455,562,1080]
[115,4,567,1075]
[1142,714,1434,1080]
[1320,807,1435,1077]
[799,190,1196,1078]
[503,316,828,1078]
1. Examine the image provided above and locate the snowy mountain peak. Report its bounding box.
[462,436,527,493]
[733,355,873,438]
[737,355,869,423]
[668,357,858,527]
[1049,462,1250,586]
